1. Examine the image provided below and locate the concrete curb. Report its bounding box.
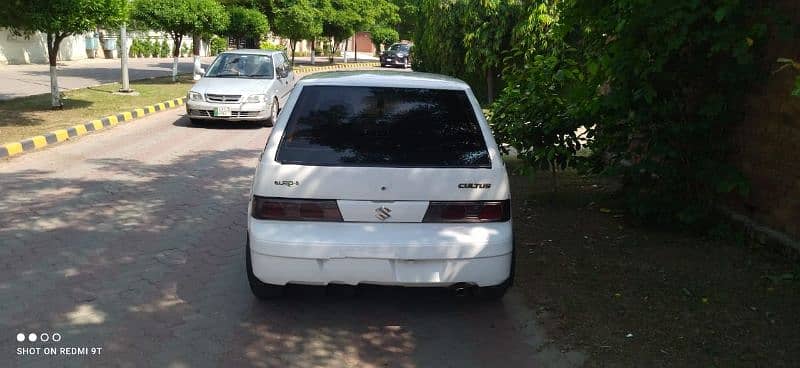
[295,62,380,74]
[0,97,185,159]
[720,207,800,257]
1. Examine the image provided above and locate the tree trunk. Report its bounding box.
[120,24,131,92]
[291,40,297,65]
[486,67,496,103]
[192,35,202,80]
[343,39,348,63]
[46,33,65,108]
[310,38,315,65]
[172,34,182,82]
[353,33,358,62]
[329,37,335,63]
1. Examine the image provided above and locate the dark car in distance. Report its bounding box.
[379,43,412,68]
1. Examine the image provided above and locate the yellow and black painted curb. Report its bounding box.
[0,97,186,159]
[296,62,380,74]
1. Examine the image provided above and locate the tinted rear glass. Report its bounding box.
[276,86,491,168]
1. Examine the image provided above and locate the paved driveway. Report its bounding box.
[0,57,216,100]
[0,108,584,367]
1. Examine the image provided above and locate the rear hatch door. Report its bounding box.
[253,84,509,222]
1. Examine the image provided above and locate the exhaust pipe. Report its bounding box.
[450,283,473,297]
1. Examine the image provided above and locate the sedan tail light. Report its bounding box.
[423,200,511,223]
[252,196,343,222]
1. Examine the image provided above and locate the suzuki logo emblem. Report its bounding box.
[374,206,392,221]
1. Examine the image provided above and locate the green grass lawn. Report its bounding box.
[0,76,193,145]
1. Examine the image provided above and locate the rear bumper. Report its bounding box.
[250,252,511,287]
[247,220,513,286]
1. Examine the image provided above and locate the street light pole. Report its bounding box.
[119,23,132,93]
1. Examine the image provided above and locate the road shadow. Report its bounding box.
[0,95,93,130]
[0,148,560,367]
[172,117,266,130]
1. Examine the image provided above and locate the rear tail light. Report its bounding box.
[252,196,343,221]
[423,200,510,223]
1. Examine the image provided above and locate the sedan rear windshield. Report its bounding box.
[276,86,491,168]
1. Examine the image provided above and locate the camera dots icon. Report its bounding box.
[16,332,62,343]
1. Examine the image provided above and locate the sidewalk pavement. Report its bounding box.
[0,56,216,100]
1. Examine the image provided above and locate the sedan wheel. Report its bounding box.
[264,98,277,127]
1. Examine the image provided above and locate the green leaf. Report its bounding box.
[714,7,728,23]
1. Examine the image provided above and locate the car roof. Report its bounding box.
[220,49,283,56]
[298,71,470,90]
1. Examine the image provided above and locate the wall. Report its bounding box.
[0,29,207,65]
[0,29,88,64]
[729,1,800,240]
[353,32,375,54]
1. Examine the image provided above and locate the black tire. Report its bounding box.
[246,237,284,299]
[475,279,510,300]
[475,238,515,300]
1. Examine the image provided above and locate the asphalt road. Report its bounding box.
[0,108,584,367]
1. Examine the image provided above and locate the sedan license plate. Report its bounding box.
[214,107,232,117]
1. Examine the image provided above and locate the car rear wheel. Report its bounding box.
[475,279,511,300]
[246,237,284,299]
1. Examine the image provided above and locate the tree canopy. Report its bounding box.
[412,0,790,228]
[389,0,417,41]
[0,0,127,36]
[225,6,270,42]
[0,0,127,107]
[368,26,399,52]
[273,0,323,63]
[318,0,398,57]
[131,0,229,57]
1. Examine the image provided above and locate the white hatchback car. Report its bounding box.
[247,71,514,299]
[186,49,295,126]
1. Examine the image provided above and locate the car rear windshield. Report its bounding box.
[276,86,491,168]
